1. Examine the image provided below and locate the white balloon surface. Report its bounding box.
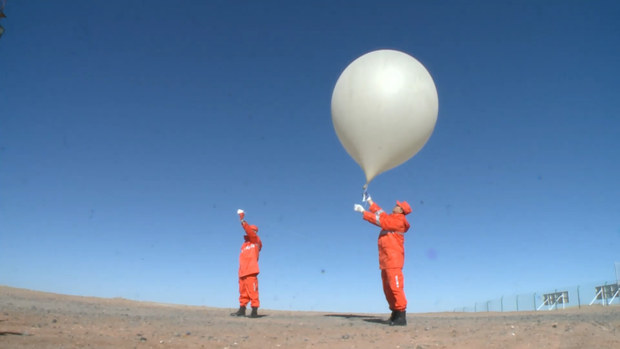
[331,49,438,185]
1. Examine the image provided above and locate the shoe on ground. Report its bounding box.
[389,310,407,326]
[230,306,246,317]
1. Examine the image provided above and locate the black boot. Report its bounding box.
[388,310,397,322]
[230,306,246,317]
[249,307,259,318]
[389,310,407,326]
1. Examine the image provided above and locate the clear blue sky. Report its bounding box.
[1,1,619,313]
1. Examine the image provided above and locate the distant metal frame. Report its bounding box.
[590,283,620,306]
[537,291,568,311]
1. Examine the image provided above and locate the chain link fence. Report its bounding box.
[454,280,620,312]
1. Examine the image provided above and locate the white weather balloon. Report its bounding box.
[331,49,438,185]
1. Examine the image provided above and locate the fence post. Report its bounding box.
[516,295,519,312]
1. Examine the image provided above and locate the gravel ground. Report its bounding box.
[1,285,619,349]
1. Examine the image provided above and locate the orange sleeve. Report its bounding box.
[363,202,383,226]
[368,202,381,213]
[242,221,261,245]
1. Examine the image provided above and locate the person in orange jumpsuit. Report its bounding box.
[231,209,262,318]
[355,194,411,326]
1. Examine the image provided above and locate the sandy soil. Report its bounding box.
[1,286,618,349]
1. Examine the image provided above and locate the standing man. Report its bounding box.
[231,209,262,318]
[354,194,411,326]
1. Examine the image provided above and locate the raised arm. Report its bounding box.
[238,209,260,243]
[362,203,409,232]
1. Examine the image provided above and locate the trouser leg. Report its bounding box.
[381,269,396,310]
[382,268,407,311]
[238,277,250,307]
[245,274,260,308]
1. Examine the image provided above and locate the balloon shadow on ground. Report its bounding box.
[324,314,388,325]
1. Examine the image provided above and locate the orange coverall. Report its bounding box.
[363,202,410,311]
[238,221,262,308]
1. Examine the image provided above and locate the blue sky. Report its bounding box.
[1,1,619,313]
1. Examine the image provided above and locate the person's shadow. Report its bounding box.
[324,314,388,325]
[249,314,268,319]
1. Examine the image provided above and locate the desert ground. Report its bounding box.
[1,286,618,349]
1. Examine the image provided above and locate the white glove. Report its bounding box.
[354,204,365,213]
[237,209,244,214]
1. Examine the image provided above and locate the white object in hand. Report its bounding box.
[362,192,371,202]
[354,204,365,213]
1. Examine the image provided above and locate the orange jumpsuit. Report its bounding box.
[238,221,262,308]
[363,202,410,311]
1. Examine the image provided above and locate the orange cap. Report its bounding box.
[396,201,412,215]
[249,225,259,232]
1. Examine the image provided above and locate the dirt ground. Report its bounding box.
[1,286,618,349]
